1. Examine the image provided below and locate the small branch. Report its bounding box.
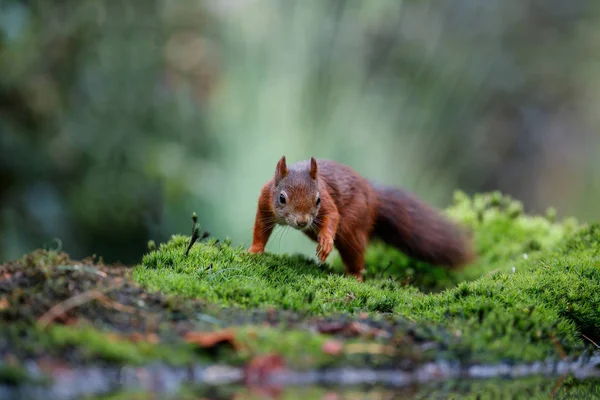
[96,295,137,314]
[57,265,107,278]
[37,285,121,329]
[581,333,600,349]
[38,290,104,329]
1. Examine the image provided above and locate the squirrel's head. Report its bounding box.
[272,156,321,231]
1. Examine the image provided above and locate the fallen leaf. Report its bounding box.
[146,333,160,344]
[184,329,239,350]
[349,322,390,339]
[129,332,144,343]
[322,340,343,355]
[106,333,123,343]
[128,332,160,344]
[349,322,369,335]
[0,298,9,310]
[317,321,347,335]
[316,320,390,339]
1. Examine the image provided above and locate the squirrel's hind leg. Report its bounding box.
[336,233,368,282]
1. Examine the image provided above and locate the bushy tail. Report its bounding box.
[371,184,475,268]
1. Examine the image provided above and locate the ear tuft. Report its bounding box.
[309,157,318,180]
[275,155,288,184]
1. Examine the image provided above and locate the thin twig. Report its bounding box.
[581,333,600,349]
[57,265,107,278]
[96,295,137,314]
[38,290,104,328]
[37,285,121,329]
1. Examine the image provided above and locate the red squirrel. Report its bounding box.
[248,156,475,281]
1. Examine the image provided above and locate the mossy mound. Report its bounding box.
[357,191,579,291]
[135,192,599,363]
[0,249,452,375]
[0,250,216,367]
[1,192,599,397]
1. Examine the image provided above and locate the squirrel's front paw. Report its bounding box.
[248,244,264,254]
[316,234,334,262]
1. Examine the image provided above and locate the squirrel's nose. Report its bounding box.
[296,217,309,228]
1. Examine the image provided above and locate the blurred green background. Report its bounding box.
[1,0,599,263]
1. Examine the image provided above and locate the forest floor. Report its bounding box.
[1,192,600,399]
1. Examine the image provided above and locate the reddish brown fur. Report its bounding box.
[249,157,475,281]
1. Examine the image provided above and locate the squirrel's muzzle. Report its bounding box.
[294,215,311,229]
[296,220,309,228]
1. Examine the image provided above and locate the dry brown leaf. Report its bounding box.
[184,329,239,350]
[317,320,390,339]
[128,332,160,344]
[128,332,144,343]
[105,333,123,343]
[317,321,347,335]
[146,333,160,344]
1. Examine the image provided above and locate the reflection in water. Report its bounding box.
[1,358,599,400]
[193,377,600,400]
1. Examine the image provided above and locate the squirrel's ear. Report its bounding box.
[309,157,318,180]
[275,155,288,184]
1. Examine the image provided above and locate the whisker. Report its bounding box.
[256,217,278,225]
[266,226,279,250]
[259,222,277,237]
[277,226,289,251]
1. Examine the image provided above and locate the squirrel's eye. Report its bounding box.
[316,196,321,206]
[279,193,286,204]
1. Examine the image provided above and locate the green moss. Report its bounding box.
[235,326,336,368]
[234,325,363,369]
[353,191,580,292]
[0,323,206,367]
[46,325,201,365]
[135,192,600,363]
